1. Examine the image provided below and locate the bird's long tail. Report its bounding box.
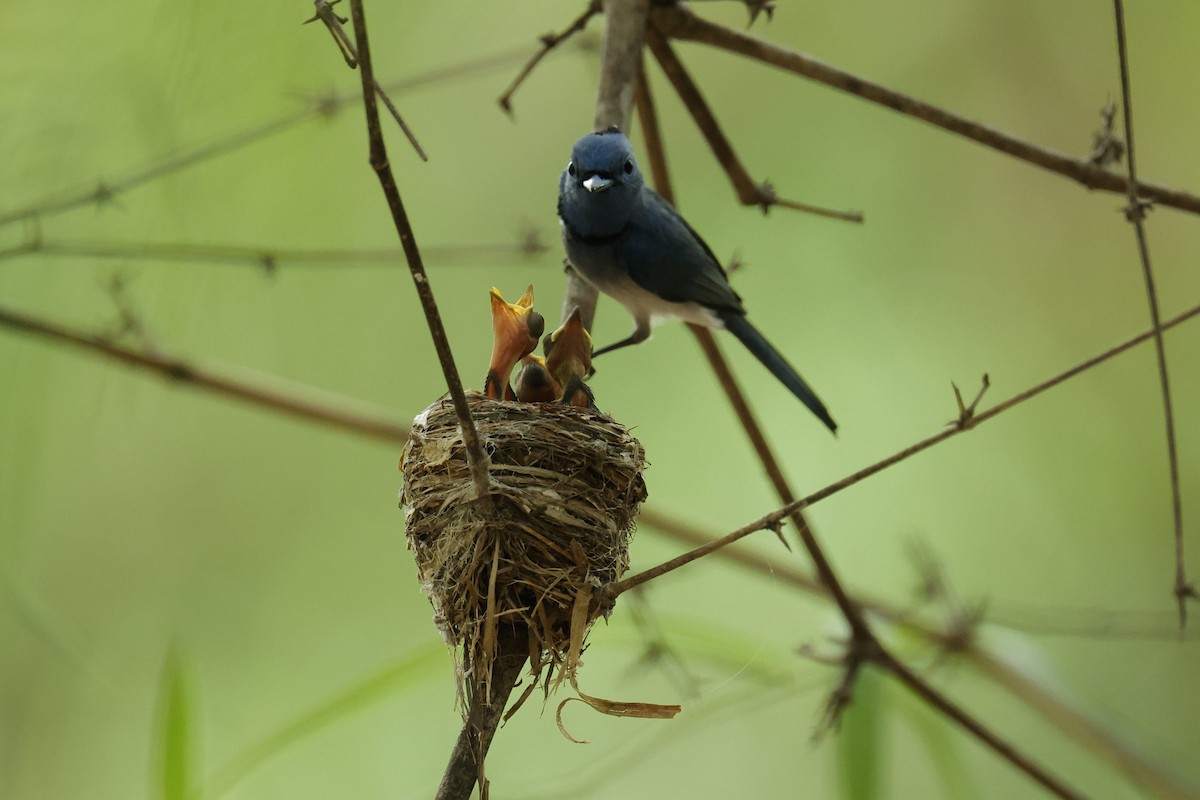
[718,311,838,433]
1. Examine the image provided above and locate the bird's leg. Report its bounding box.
[484,370,505,400]
[591,320,651,357]
[558,375,596,410]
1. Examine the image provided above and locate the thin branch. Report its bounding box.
[651,3,1200,216]
[557,0,651,331]
[630,16,1086,796]
[343,0,491,500]
[0,49,527,231]
[633,72,825,557]
[6,298,1190,797]
[610,299,1200,594]
[643,26,862,223]
[593,0,650,133]
[308,0,427,160]
[636,9,871,670]
[0,235,547,271]
[0,304,408,444]
[633,60,674,203]
[0,110,311,229]
[878,653,1085,800]
[498,0,602,115]
[1111,0,1192,627]
[436,625,529,800]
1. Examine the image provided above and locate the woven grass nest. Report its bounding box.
[400,391,647,690]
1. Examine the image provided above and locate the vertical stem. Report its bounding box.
[1111,0,1190,626]
[346,0,492,502]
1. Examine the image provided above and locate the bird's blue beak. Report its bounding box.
[582,174,613,193]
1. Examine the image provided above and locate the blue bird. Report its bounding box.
[557,127,838,433]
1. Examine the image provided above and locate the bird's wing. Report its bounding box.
[619,189,745,314]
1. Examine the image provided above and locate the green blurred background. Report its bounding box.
[2,1,1199,798]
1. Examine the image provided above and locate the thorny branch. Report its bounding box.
[633,70,817,554]
[0,49,528,230]
[5,291,1199,795]
[554,0,652,333]
[0,305,408,443]
[307,0,427,160]
[587,3,1084,797]
[498,0,602,115]
[651,2,1200,216]
[1110,0,1192,627]
[643,25,862,223]
[338,3,516,795]
[334,0,492,501]
[609,301,1200,593]
[0,233,547,272]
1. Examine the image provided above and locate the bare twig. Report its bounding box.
[0,304,408,444]
[633,61,674,203]
[7,296,1190,800]
[611,300,1200,594]
[651,3,1200,216]
[634,76,824,556]
[593,0,650,133]
[436,625,529,800]
[1111,0,1192,628]
[498,0,602,115]
[557,0,651,332]
[309,0,427,160]
[303,0,357,66]
[628,12,1089,796]
[0,235,547,272]
[342,0,491,500]
[0,50,528,230]
[643,26,862,223]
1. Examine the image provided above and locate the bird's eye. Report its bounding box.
[623,159,634,175]
[567,162,577,177]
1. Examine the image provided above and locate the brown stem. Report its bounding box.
[651,3,1200,216]
[633,62,673,204]
[613,300,1200,593]
[557,0,653,331]
[435,625,529,800]
[1111,0,1191,628]
[0,305,408,444]
[632,71,827,565]
[643,26,861,223]
[880,653,1087,800]
[498,1,602,115]
[345,0,492,501]
[309,1,427,160]
[1,236,547,270]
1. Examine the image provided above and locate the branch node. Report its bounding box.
[755,180,776,214]
[950,373,990,429]
[743,0,775,27]
[1088,96,1125,167]
[497,0,601,116]
[1122,197,1153,223]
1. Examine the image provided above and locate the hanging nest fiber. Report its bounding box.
[400,392,647,694]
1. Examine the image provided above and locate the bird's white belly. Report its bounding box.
[602,274,723,329]
[562,229,723,331]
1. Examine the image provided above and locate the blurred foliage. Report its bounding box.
[2,1,1199,798]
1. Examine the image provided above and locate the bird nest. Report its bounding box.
[400,392,647,695]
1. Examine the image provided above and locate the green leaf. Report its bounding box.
[202,643,445,800]
[154,644,194,800]
[892,676,979,799]
[836,665,887,800]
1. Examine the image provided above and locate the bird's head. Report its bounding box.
[558,127,644,238]
[545,305,594,383]
[486,285,545,398]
